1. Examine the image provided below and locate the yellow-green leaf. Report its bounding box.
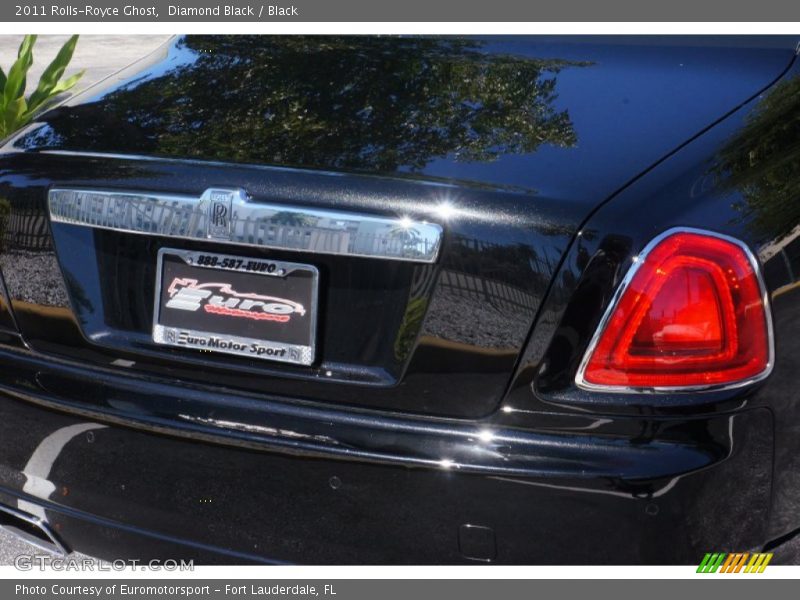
[3,37,35,107]
[3,95,29,136]
[48,69,84,96]
[17,35,37,59]
[28,35,80,112]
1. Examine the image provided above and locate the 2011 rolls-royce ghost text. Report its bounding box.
[0,35,799,564]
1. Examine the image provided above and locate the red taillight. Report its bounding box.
[577,229,773,391]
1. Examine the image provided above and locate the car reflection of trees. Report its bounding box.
[713,74,800,253]
[19,35,591,177]
[711,73,800,293]
[711,73,800,542]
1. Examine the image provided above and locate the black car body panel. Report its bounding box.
[0,35,798,563]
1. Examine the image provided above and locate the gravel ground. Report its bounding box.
[0,529,91,567]
[0,532,40,565]
[426,283,532,349]
[1,250,70,307]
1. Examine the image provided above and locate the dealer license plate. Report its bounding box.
[152,248,318,365]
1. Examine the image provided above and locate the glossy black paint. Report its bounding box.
[11,36,795,199]
[505,53,800,546]
[0,389,773,564]
[0,36,798,563]
[0,152,570,417]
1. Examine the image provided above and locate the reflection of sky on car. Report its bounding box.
[422,40,792,203]
[75,40,196,106]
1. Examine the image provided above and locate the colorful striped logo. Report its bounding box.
[697,553,773,573]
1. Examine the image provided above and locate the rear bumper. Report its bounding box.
[0,343,775,564]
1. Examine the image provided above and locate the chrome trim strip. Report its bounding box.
[48,187,443,263]
[574,226,776,394]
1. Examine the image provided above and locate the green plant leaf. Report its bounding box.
[0,66,6,93]
[3,35,35,109]
[48,69,84,95]
[13,34,36,96]
[27,35,81,113]
[23,69,84,120]
[2,95,29,138]
[17,34,37,58]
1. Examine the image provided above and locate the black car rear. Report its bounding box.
[0,35,799,563]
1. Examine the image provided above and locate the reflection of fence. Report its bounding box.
[763,227,800,295]
[410,263,435,298]
[4,207,50,251]
[439,269,537,313]
[437,237,549,314]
